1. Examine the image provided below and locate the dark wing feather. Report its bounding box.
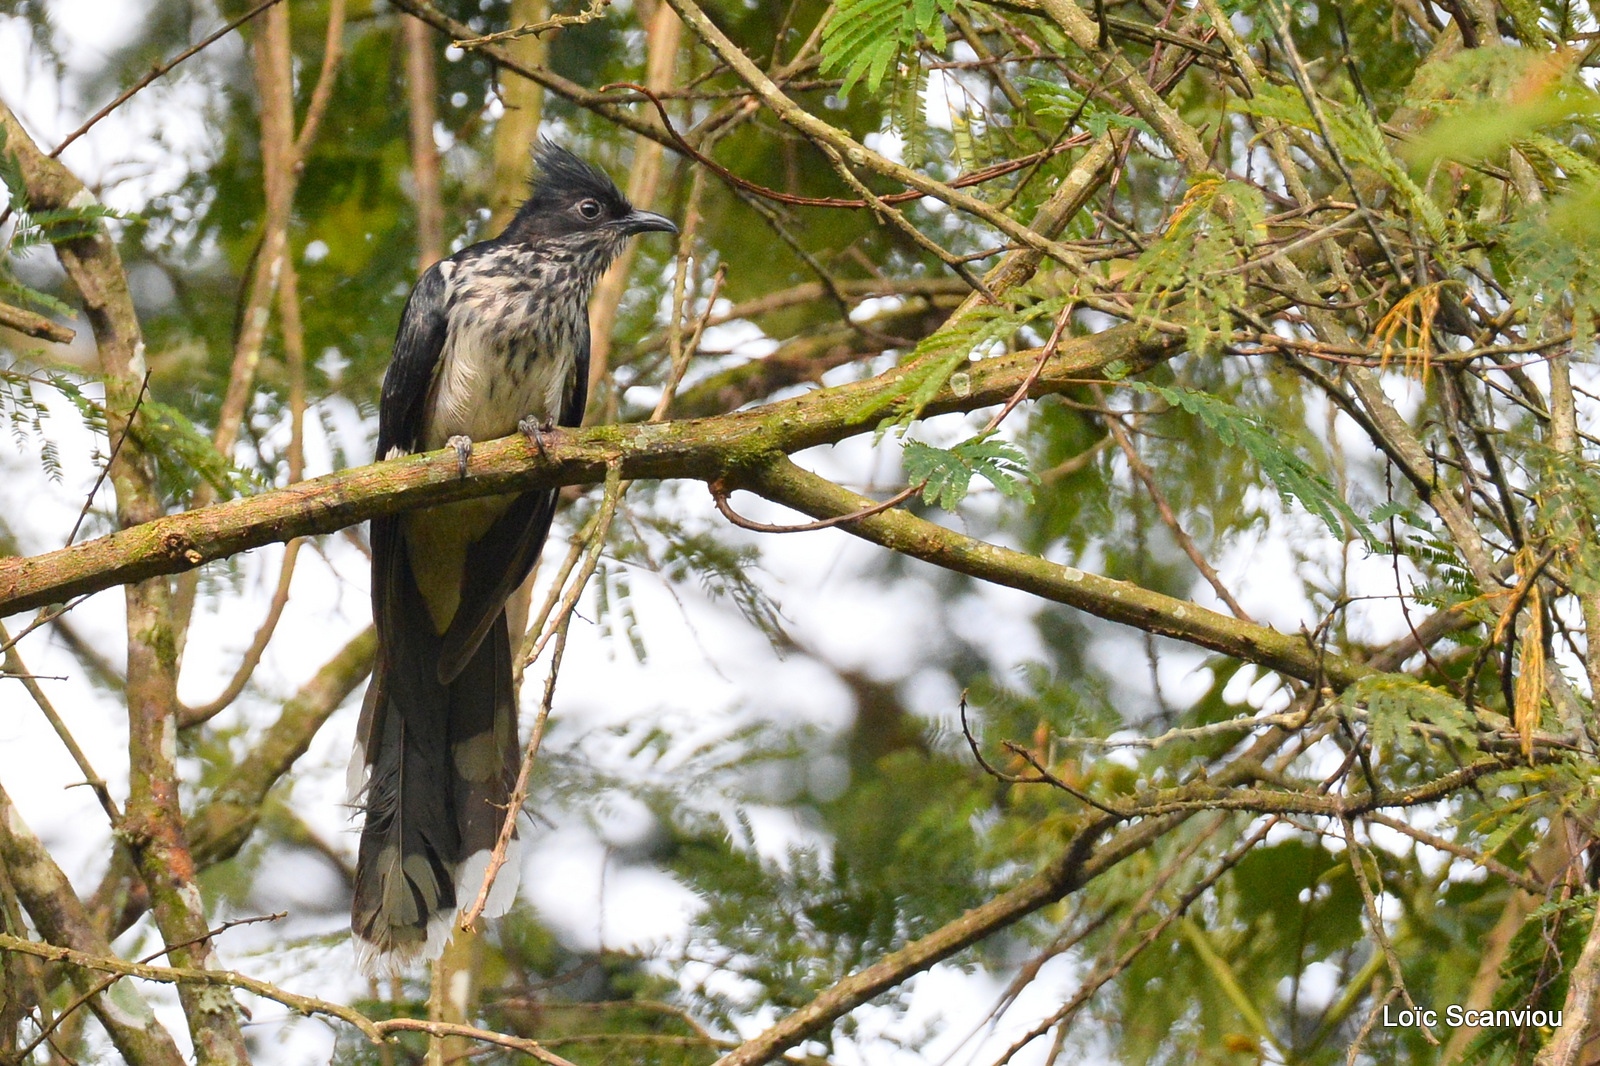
[378,262,450,457]
[437,490,557,683]
[562,314,591,429]
[369,261,450,685]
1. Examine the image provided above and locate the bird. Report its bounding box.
[349,141,677,969]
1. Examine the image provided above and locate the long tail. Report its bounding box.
[349,517,522,971]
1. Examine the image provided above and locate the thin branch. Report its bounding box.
[654,0,1107,280]
[177,538,302,727]
[1053,705,1317,750]
[982,303,1074,434]
[1340,815,1437,1045]
[0,301,73,343]
[0,934,580,1066]
[716,721,1299,1066]
[587,0,684,402]
[711,480,921,535]
[1365,812,1542,894]
[46,0,286,161]
[453,0,612,47]
[388,0,675,146]
[463,463,623,928]
[1265,2,1406,284]
[0,621,119,825]
[1100,391,1253,621]
[1346,987,1399,1066]
[66,368,150,547]
[602,79,1089,212]
[16,913,283,1063]
[291,0,347,165]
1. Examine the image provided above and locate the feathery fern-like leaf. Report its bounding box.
[1129,381,1371,543]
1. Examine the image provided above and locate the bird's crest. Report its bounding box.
[513,140,630,222]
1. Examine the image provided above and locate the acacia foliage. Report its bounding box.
[7,0,1600,1065]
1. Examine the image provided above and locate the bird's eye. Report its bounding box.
[577,199,602,220]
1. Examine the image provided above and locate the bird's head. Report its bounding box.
[503,140,678,251]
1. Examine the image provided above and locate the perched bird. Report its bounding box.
[350,142,677,968]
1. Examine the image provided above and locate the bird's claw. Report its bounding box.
[518,416,555,459]
[446,434,473,479]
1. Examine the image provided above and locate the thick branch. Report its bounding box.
[0,323,1173,616]
[734,454,1372,690]
[0,302,74,344]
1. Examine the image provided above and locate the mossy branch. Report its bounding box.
[0,324,1171,616]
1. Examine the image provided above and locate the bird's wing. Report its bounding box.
[378,262,451,457]
[370,261,450,691]
[562,313,591,429]
[436,488,558,683]
[435,317,591,684]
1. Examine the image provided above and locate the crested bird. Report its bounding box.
[350,141,677,968]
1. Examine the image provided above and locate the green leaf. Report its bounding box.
[1368,501,1415,525]
[1128,382,1371,543]
[863,279,1074,435]
[1117,177,1266,352]
[821,0,958,98]
[1342,674,1474,753]
[131,400,263,500]
[1024,79,1155,138]
[903,433,1037,511]
[1,124,132,325]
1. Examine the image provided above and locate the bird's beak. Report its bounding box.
[620,209,678,236]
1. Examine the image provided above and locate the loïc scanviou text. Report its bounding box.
[1383,1005,1561,1029]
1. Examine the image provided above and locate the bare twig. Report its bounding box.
[178,538,303,727]
[981,302,1074,435]
[58,4,275,158]
[1053,705,1318,750]
[453,0,612,47]
[66,368,150,547]
[1347,987,1399,1066]
[467,463,624,927]
[522,461,626,669]
[1099,388,1253,622]
[0,620,119,825]
[1340,815,1437,1045]
[290,0,347,165]
[1365,812,1542,894]
[710,479,921,535]
[602,80,1089,212]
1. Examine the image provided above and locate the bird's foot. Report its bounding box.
[518,416,555,459]
[446,435,473,479]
